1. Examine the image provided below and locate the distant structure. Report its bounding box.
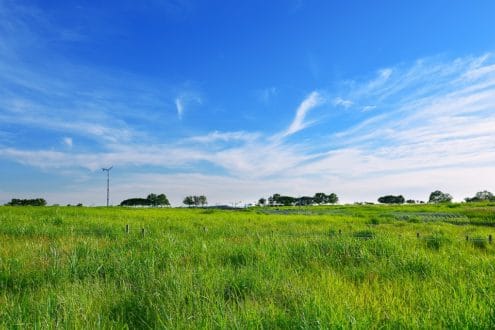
[102,166,113,207]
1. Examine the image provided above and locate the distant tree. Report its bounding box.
[258,198,266,206]
[120,198,150,207]
[295,196,314,206]
[76,203,83,207]
[275,195,296,206]
[120,193,170,207]
[313,192,338,204]
[147,193,158,206]
[267,194,282,206]
[146,193,170,207]
[428,190,453,203]
[155,194,170,207]
[313,193,326,204]
[181,195,207,207]
[327,193,339,204]
[6,198,47,206]
[465,190,495,203]
[406,199,416,204]
[183,196,195,207]
[198,195,207,207]
[378,195,405,204]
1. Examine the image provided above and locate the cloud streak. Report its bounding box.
[282,91,324,137]
[175,92,202,119]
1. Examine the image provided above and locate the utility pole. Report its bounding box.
[102,166,113,207]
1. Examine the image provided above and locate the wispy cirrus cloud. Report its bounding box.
[175,92,202,119]
[282,91,324,137]
[186,131,260,144]
[333,97,353,108]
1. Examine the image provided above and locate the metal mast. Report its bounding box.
[102,166,113,206]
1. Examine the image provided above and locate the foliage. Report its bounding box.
[183,195,207,207]
[266,192,338,206]
[120,193,170,207]
[314,192,338,204]
[378,195,405,204]
[429,190,453,203]
[465,190,495,203]
[5,198,47,206]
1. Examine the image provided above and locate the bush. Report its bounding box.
[378,195,405,204]
[429,190,453,203]
[6,198,47,206]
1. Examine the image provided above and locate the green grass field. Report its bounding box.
[1,203,495,328]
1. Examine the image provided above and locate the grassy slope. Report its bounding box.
[0,204,494,328]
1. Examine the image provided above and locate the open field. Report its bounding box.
[1,204,495,328]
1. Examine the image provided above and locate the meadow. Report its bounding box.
[0,203,494,328]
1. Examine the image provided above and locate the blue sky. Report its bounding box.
[1,0,495,205]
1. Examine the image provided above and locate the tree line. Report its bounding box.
[258,192,339,206]
[3,190,495,207]
[377,190,495,204]
[183,195,208,207]
[5,198,47,206]
[120,193,170,207]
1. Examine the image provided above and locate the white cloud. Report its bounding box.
[175,92,202,119]
[333,97,353,108]
[63,137,73,148]
[362,105,376,112]
[175,97,185,119]
[186,131,260,144]
[282,91,324,137]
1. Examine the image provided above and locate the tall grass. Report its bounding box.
[0,204,494,328]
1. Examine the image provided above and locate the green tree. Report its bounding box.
[198,195,207,207]
[277,196,296,206]
[268,194,280,205]
[258,198,266,206]
[156,194,170,207]
[296,196,314,206]
[327,193,339,204]
[313,193,326,204]
[465,190,495,202]
[428,190,453,203]
[147,193,158,206]
[6,198,47,206]
[183,196,195,207]
[313,192,338,204]
[378,195,405,204]
[120,198,150,206]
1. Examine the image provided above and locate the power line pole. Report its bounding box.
[102,166,113,207]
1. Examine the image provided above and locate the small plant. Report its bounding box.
[369,217,380,225]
